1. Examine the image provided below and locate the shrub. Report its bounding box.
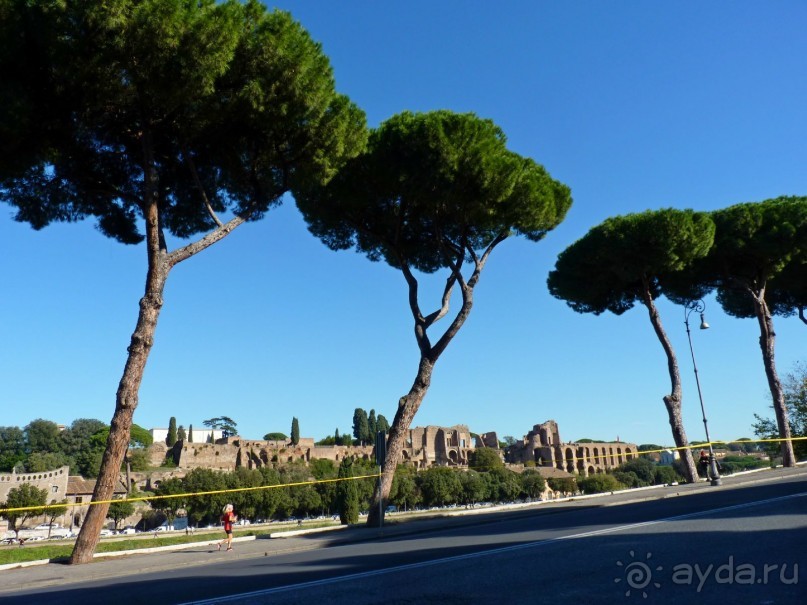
[577,474,623,494]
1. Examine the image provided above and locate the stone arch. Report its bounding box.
[588,466,595,475]
[577,459,586,474]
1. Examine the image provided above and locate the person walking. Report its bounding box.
[218,503,237,552]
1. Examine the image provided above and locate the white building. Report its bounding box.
[150,427,223,445]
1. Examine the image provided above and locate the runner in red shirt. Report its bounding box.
[218,503,237,551]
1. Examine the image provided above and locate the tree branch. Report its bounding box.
[399,260,431,355]
[182,144,223,228]
[166,214,246,268]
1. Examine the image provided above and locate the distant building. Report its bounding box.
[659,449,680,465]
[399,425,479,469]
[0,465,69,505]
[505,420,638,477]
[66,475,128,529]
[150,427,223,445]
[0,466,128,531]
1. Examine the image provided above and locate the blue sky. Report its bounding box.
[1,1,805,448]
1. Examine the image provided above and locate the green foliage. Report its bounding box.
[2,483,48,537]
[44,499,69,533]
[468,448,504,471]
[352,409,370,444]
[1,1,367,242]
[718,455,769,474]
[150,478,185,525]
[753,362,807,460]
[484,467,522,502]
[25,451,70,473]
[177,426,187,442]
[548,209,715,316]
[127,448,150,472]
[419,467,463,507]
[457,470,487,506]
[389,465,421,511]
[0,426,26,472]
[264,433,288,441]
[377,416,390,435]
[706,197,807,314]
[368,410,377,438]
[298,110,571,275]
[615,458,656,485]
[180,468,228,527]
[24,419,61,453]
[653,465,682,485]
[520,469,547,499]
[315,432,354,446]
[107,498,136,530]
[547,477,578,495]
[291,417,300,446]
[167,417,178,447]
[336,458,359,524]
[188,425,194,443]
[203,417,238,438]
[577,474,624,494]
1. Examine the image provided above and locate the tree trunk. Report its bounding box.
[367,357,434,527]
[640,282,698,483]
[70,136,169,564]
[752,293,796,466]
[70,259,170,563]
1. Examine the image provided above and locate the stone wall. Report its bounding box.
[505,420,638,477]
[0,465,69,504]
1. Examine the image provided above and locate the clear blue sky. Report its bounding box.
[1,1,805,448]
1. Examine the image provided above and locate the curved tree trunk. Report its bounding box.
[751,293,796,466]
[70,186,170,563]
[640,280,698,483]
[366,357,434,527]
[365,238,495,527]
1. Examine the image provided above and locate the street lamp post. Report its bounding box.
[684,299,722,486]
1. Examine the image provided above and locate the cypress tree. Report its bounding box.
[188,424,194,443]
[377,415,390,434]
[368,409,377,440]
[336,457,359,525]
[352,409,369,445]
[166,417,177,447]
[177,425,187,442]
[291,417,300,446]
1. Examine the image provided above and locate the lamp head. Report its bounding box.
[699,312,710,330]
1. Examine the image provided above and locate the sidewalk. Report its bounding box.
[1,464,804,594]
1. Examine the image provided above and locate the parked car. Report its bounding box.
[119,526,138,535]
[99,529,115,536]
[34,523,61,531]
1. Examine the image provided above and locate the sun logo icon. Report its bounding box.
[615,550,663,598]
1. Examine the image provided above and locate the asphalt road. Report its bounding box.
[1,467,805,604]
